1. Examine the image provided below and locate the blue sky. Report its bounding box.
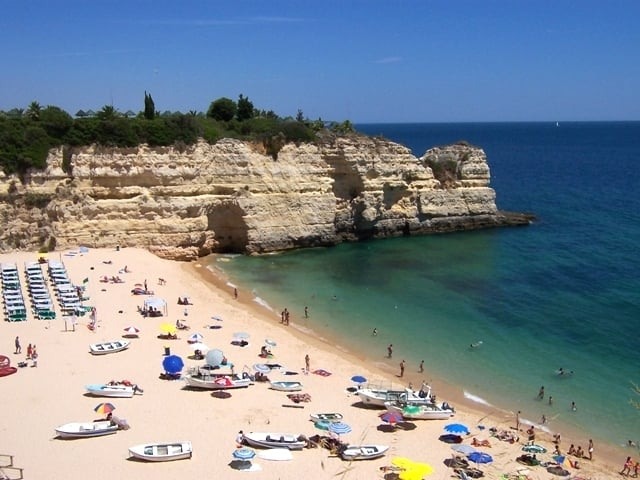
[1,0,639,123]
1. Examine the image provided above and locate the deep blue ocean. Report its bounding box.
[211,122,640,451]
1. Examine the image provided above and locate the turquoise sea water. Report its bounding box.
[211,122,640,451]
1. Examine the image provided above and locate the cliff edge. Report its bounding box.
[0,134,533,260]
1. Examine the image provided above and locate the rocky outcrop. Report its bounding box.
[0,135,532,260]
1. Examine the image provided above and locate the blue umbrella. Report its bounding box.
[328,422,352,436]
[351,375,367,384]
[232,448,256,461]
[468,451,493,464]
[445,423,469,435]
[162,355,184,374]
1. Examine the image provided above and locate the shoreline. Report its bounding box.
[201,254,628,474]
[0,247,624,479]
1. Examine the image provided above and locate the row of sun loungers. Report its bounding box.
[24,262,56,321]
[47,261,86,317]
[2,263,27,322]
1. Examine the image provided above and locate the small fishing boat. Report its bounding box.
[182,370,252,390]
[357,387,431,408]
[269,381,303,392]
[89,340,130,355]
[309,413,343,423]
[339,444,389,461]
[128,441,193,461]
[242,432,306,450]
[385,401,455,420]
[55,421,119,439]
[85,383,143,398]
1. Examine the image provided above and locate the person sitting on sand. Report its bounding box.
[472,438,491,447]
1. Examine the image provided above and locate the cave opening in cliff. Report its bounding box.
[207,203,249,253]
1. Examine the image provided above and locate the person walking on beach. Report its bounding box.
[304,354,310,373]
[14,336,21,354]
[304,306,308,318]
[399,360,405,378]
[234,287,238,299]
[419,360,424,373]
[515,410,521,431]
[621,456,633,476]
[387,344,393,358]
[27,343,33,360]
[588,439,594,460]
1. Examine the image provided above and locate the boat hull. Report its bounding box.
[242,432,306,450]
[357,388,431,408]
[340,444,389,461]
[385,402,454,420]
[269,381,303,392]
[309,413,343,423]
[85,384,136,398]
[55,421,118,439]
[128,442,192,461]
[183,375,251,390]
[89,341,130,355]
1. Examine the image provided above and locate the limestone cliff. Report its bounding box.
[0,135,532,260]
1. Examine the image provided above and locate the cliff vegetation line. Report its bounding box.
[0,93,354,178]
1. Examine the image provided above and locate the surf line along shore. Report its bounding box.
[0,247,619,479]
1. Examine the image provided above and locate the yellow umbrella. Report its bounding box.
[159,323,176,334]
[391,457,434,479]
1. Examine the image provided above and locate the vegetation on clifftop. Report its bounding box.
[0,94,355,177]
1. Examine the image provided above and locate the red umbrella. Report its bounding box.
[123,326,140,334]
[380,411,403,425]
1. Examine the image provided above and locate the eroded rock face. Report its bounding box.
[0,135,530,260]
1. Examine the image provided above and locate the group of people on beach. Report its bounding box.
[620,456,640,477]
[14,336,37,367]
[280,308,290,325]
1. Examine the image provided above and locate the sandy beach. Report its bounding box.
[0,247,622,479]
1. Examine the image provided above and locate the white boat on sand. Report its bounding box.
[85,383,143,398]
[385,401,455,420]
[55,421,119,439]
[183,369,252,390]
[128,441,192,461]
[242,432,307,450]
[357,387,431,408]
[269,381,302,392]
[309,413,343,423]
[339,444,389,461]
[89,340,130,355]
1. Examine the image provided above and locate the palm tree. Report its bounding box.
[97,105,118,120]
[25,101,41,121]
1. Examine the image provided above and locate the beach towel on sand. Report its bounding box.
[313,369,332,377]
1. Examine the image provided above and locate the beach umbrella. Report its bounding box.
[328,422,352,436]
[445,423,469,435]
[232,447,256,461]
[451,444,477,455]
[467,451,493,464]
[522,444,547,454]
[264,339,277,348]
[162,355,184,374]
[392,457,434,480]
[253,363,270,374]
[189,342,209,353]
[123,326,140,335]
[159,323,176,334]
[188,332,204,343]
[205,349,224,367]
[94,402,116,415]
[380,411,403,425]
[233,332,250,340]
[350,375,367,384]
